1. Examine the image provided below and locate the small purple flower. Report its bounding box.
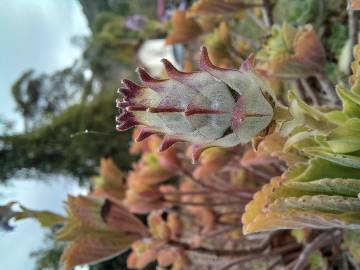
[125,15,147,32]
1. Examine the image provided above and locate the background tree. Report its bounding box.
[0,91,134,182]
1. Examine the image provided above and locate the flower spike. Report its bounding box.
[117,47,274,159]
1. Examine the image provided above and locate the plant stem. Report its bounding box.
[300,79,320,106]
[220,242,301,270]
[164,198,247,207]
[160,190,211,196]
[179,169,250,199]
[202,225,242,239]
[262,0,273,27]
[246,10,267,31]
[315,73,339,105]
[168,239,273,257]
[292,230,341,270]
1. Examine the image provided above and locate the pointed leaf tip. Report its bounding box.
[199,46,224,72]
[136,67,164,85]
[136,128,158,142]
[161,58,184,79]
[116,119,139,131]
[122,79,142,91]
[116,111,134,123]
[159,136,181,152]
[120,79,142,99]
[161,58,193,80]
[116,99,131,109]
[119,88,134,99]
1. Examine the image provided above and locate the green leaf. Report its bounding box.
[285,91,337,134]
[337,86,360,118]
[284,130,319,151]
[285,158,360,182]
[303,147,360,168]
[324,110,349,125]
[271,195,360,213]
[326,118,360,153]
[284,178,360,197]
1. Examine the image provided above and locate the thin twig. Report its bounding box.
[244,165,274,181]
[294,79,306,101]
[266,258,281,270]
[202,225,242,239]
[292,230,341,270]
[217,210,247,219]
[262,0,273,27]
[220,242,301,270]
[230,30,261,47]
[160,190,211,196]
[246,10,267,31]
[346,251,360,270]
[164,198,247,207]
[168,239,273,257]
[179,169,249,199]
[315,73,340,105]
[300,79,320,106]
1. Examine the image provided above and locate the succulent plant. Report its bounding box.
[116,47,274,161]
[242,45,360,234]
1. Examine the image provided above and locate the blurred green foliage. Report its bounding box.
[30,232,65,270]
[0,90,134,181]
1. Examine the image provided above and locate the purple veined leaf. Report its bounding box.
[117,46,274,161]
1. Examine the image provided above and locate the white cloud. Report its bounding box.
[0,0,90,133]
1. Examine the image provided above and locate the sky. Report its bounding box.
[0,1,90,269]
[0,177,88,270]
[0,0,90,132]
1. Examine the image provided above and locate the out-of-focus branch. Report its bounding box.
[262,0,273,27]
[292,230,341,270]
[220,242,302,270]
[178,168,253,199]
[300,79,320,106]
[315,73,340,105]
[246,10,267,31]
[348,0,359,74]
[168,238,272,257]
